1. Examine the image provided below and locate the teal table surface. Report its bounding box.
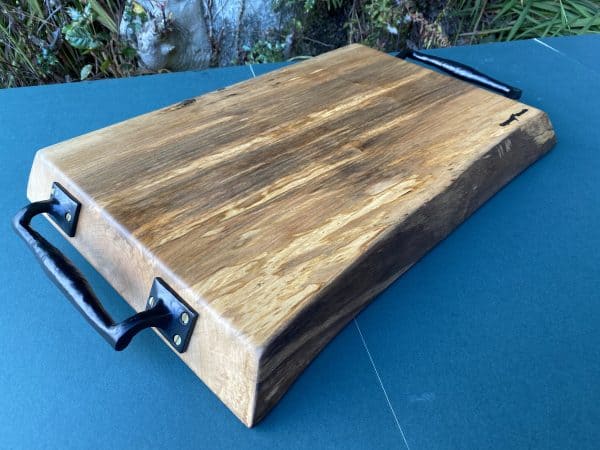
[1,35,599,449]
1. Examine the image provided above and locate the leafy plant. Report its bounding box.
[63,4,103,50]
[0,0,139,87]
[2,0,599,87]
[271,0,598,61]
[242,40,287,64]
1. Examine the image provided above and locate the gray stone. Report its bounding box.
[120,0,282,71]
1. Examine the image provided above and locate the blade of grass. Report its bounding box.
[25,0,43,20]
[541,16,560,36]
[89,0,118,34]
[507,0,533,40]
[566,0,592,18]
[489,0,517,25]
[558,0,570,29]
[580,10,600,33]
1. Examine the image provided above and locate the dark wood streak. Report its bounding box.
[164,98,197,112]
[254,119,556,423]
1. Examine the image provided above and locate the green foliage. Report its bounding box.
[273,0,451,57]
[268,0,599,63]
[89,0,117,33]
[2,0,599,86]
[347,0,411,49]
[451,0,600,44]
[0,0,139,87]
[63,4,102,50]
[303,0,343,13]
[242,40,287,64]
[35,47,59,75]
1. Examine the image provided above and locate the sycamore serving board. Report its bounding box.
[26,44,555,426]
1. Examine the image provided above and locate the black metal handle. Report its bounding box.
[397,49,522,100]
[13,199,173,350]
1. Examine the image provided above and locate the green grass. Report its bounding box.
[451,0,600,44]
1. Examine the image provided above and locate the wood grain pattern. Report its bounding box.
[26,44,556,426]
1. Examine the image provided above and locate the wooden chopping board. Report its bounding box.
[25,44,556,426]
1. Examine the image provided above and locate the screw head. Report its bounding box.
[65,211,72,222]
[148,296,155,307]
[173,334,182,346]
[180,312,190,325]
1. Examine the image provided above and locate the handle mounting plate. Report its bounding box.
[146,278,198,353]
[49,182,81,237]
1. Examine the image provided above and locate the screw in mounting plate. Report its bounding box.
[65,211,72,222]
[180,312,190,325]
[173,334,182,346]
[148,296,156,307]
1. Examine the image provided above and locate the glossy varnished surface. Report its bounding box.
[26,44,555,425]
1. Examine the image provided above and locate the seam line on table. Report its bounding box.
[533,38,563,55]
[354,319,410,450]
[531,37,600,77]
